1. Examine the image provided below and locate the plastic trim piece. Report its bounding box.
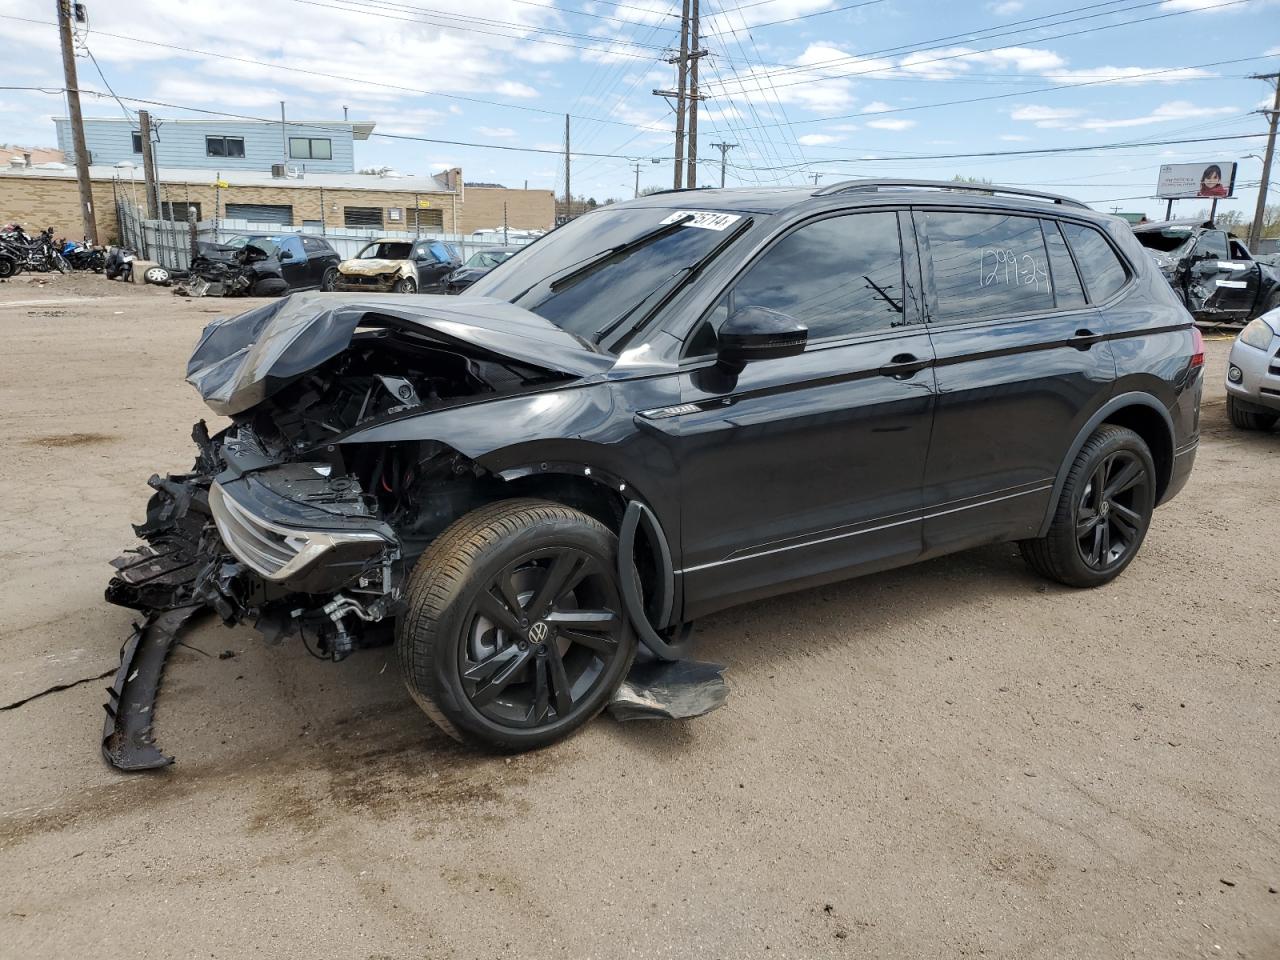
[618,500,690,661]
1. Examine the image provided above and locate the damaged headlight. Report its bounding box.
[209,482,389,581]
[1239,317,1278,351]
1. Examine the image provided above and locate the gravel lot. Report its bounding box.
[0,272,1276,960]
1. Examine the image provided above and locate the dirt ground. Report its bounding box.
[0,271,1276,960]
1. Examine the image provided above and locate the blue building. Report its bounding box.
[53,117,375,174]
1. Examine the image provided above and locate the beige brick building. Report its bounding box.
[0,165,554,242]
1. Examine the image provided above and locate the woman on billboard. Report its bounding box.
[1197,165,1229,198]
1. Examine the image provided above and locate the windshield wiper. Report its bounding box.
[547,214,694,294]
[593,217,753,347]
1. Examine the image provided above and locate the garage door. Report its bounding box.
[224,203,293,226]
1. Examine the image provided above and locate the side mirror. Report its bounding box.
[279,249,293,261]
[716,306,808,367]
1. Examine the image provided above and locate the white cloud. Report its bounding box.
[474,126,517,138]
[1010,105,1085,128]
[1160,0,1245,10]
[1045,66,1215,84]
[987,0,1024,12]
[862,101,895,113]
[866,117,916,131]
[971,47,1067,73]
[1077,100,1238,131]
[797,133,843,145]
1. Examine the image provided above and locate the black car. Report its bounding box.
[191,234,342,296]
[1133,220,1280,324]
[443,246,522,294]
[106,179,1202,764]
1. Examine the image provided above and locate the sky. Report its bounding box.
[0,0,1276,220]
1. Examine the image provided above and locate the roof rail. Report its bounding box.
[811,178,1089,209]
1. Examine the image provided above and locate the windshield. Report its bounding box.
[1135,229,1193,255]
[465,249,514,268]
[358,241,412,260]
[466,207,750,345]
[221,234,278,252]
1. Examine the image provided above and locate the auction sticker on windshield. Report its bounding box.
[659,210,743,231]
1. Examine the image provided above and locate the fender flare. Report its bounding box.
[1036,391,1174,538]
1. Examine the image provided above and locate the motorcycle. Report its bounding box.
[0,226,68,273]
[104,246,137,282]
[61,239,106,272]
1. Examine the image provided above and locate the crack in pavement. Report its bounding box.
[0,669,114,712]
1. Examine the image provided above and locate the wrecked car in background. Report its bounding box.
[1134,220,1280,324]
[334,238,460,294]
[443,245,521,294]
[176,234,341,298]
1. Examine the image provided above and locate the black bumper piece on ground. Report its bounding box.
[102,604,204,770]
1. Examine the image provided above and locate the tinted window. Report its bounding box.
[1044,220,1087,309]
[1192,230,1230,262]
[1061,223,1129,302]
[924,211,1053,322]
[719,212,906,341]
[301,237,327,253]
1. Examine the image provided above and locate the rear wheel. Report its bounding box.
[321,266,338,291]
[398,499,636,751]
[1020,425,1157,588]
[0,257,14,279]
[1228,394,1279,431]
[394,276,417,294]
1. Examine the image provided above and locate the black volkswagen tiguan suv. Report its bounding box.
[108,179,1201,761]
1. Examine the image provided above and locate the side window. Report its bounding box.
[923,211,1053,322]
[428,241,452,263]
[1191,230,1229,262]
[280,236,304,260]
[301,237,323,254]
[1228,239,1252,261]
[1061,222,1129,303]
[710,211,906,346]
[1043,220,1087,310]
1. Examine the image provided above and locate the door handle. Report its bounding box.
[1070,329,1101,350]
[879,353,929,380]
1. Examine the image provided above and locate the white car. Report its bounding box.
[1226,310,1280,430]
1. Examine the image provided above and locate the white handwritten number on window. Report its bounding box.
[978,249,1051,293]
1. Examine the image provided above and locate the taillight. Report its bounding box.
[1190,325,1204,368]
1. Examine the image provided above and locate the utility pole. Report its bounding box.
[684,0,702,189]
[1249,72,1280,250]
[812,172,822,186]
[280,101,288,163]
[137,110,160,219]
[563,113,571,220]
[672,0,689,189]
[632,161,643,198]
[55,0,98,244]
[710,142,736,188]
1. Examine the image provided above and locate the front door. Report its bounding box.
[1187,229,1252,318]
[674,210,936,619]
[913,211,1120,557]
[277,236,310,289]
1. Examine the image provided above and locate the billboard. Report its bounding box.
[1156,161,1237,200]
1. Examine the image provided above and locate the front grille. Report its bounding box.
[209,483,300,577]
[339,274,391,286]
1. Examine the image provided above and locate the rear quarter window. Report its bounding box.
[921,211,1054,322]
[1061,222,1129,302]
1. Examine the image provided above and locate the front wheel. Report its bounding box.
[52,254,70,274]
[1019,425,1157,588]
[397,499,636,751]
[394,275,417,294]
[1228,394,1279,431]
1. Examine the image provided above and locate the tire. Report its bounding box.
[52,254,70,274]
[1019,425,1157,588]
[0,257,14,280]
[250,277,289,297]
[143,265,170,285]
[321,266,338,292]
[397,498,637,751]
[1228,394,1279,431]
[394,275,417,294]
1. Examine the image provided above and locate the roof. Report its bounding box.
[0,162,452,193]
[58,117,375,140]
[1131,219,1209,233]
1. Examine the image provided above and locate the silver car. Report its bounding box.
[1226,310,1280,430]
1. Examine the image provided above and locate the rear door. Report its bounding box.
[675,209,937,618]
[301,237,333,286]
[914,209,1117,557]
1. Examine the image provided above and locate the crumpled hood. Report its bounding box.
[186,291,612,417]
[338,258,407,276]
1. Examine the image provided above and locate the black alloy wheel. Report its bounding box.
[460,546,624,729]
[1073,449,1151,571]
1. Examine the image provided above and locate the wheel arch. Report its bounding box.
[1037,392,1175,538]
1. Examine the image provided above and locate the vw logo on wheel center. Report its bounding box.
[528,621,550,643]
